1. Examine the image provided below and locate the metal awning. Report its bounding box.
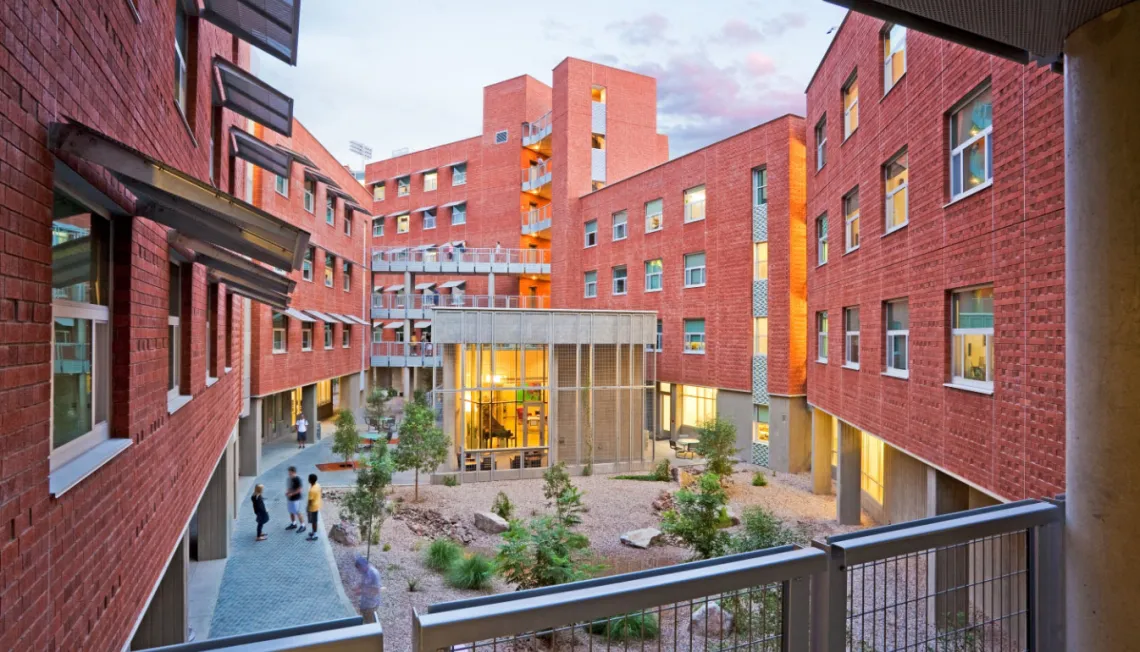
[304,310,337,323]
[383,321,404,330]
[394,174,410,181]
[414,282,436,291]
[211,271,290,310]
[212,58,293,137]
[304,168,340,188]
[371,215,385,222]
[230,128,291,178]
[369,179,385,186]
[412,205,436,213]
[445,160,466,168]
[449,240,466,247]
[328,313,355,324]
[413,243,436,250]
[413,321,432,329]
[274,145,316,168]
[440,200,466,208]
[169,233,295,298]
[387,211,410,218]
[345,315,370,326]
[415,167,437,175]
[326,186,355,201]
[439,280,466,289]
[346,202,370,215]
[199,0,302,66]
[384,284,405,293]
[50,120,309,272]
[283,307,314,322]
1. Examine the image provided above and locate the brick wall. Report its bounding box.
[0,1,253,648]
[805,13,1065,500]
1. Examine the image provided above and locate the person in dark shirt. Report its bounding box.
[251,484,269,541]
[285,466,305,532]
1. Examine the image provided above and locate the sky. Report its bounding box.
[257,0,847,169]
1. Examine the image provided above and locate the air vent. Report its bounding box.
[494,130,509,144]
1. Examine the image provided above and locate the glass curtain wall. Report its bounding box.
[460,344,549,471]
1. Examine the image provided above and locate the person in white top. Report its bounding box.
[296,414,308,449]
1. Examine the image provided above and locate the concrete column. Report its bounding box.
[1065,6,1140,651]
[835,421,861,525]
[810,408,833,495]
[238,397,262,477]
[926,468,969,630]
[487,271,496,296]
[301,384,317,440]
[130,530,188,650]
[401,367,411,400]
[769,396,812,473]
[344,372,362,419]
[195,440,234,561]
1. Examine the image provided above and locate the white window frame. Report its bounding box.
[885,299,909,378]
[612,210,627,241]
[753,168,767,206]
[883,24,907,95]
[303,180,315,213]
[51,300,112,469]
[645,259,663,292]
[397,176,410,197]
[684,252,706,288]
[843,73,859,139]
[373,183,385,201]
[584,220,597,248]
[423,171,438,192]
[274,174,289,197]
[343,326,351,348]
[325,195,335,225]
[754,317,768,356]
[683,319,706,354]
[302,247,314,282]
[324,253,335,288]
[844,307,860,369]
[423,209,437,230]
[324,324,334,349]
[584,271,597,298]
[173,3,188,115]
[396,214,409,234]
[273,314,288,353]
[452,163,467,186]
[344,212,352,236]
[754,243,768,281]
[950,287,994,391]
[884,151,909,233]
[301,323,313,351]
[683,185,706,223]
[817,311,829,363]
[654,319,663,352]
[949,86,994,201]
[343,262,351,292]
[817,215,829,265]
[451,203,466,225]
[373,219,384,237]
[645,198,663,233]
[844,190,860,253]
[612,266,627,295]
[815,116,827,171]
[205,284,217,382]
[168,261,182,403]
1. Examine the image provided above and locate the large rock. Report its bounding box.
[473,511,509,534]
[329,521,360,546]
[690,602,734,637]
[620,527,662,549]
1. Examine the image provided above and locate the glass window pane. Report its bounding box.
[54,317,94,448]
[52,211,110,305]
[962,135,989,192]
[954,287,994,328]
[952,89,993,147]
[887,301,909,329]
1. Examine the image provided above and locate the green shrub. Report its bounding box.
[661,472,731,559]
[406,576,421,592]
[588,612,660,641]
[442,475,459,487]
[612,474,659,481]
[543,462,586,527]
[382,543,391,552]
[446,553,495,590]
[730,506,798,553]
[424,538,462,572]
[497,516,595,589]
[652,458,672,481]
[752,471,768,487]
[693,417,739,477]
[491,491,514,520]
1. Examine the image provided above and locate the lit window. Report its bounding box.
[168,260,181,401]
[324,324,334,349]
[397,176,410,197]
[684,185,706,223]
[684,319,706,354]
[452,163,467,186]
[303,179,315,213]
[817,215,829,265]
[680,385,717,428]
[302,246,314,282]
[844,189,860,252]
[302,322,314,351]
[343,261,351,292]
[452,202,467,225]
[396,213,409,234]
[883,24,907,94]
[591,133,606,150]
[844,306,860,368]
[423,208,437,230]
[862,433,885,504]
[344,212,352,236]
[174,2,189,115]
[885,151,908,232]
[654,319,663,352]
[591,86,606,103]
[754,317,768,355]
[612,266,627,295]
[275,174,288,197]
[612,210,627,241]
[843,73,859,139]
[324,252,335,287]
[343,325,351,348]
[814,116,827,170]
[817,311,829,362]
[950,87,993,200]
[753,168,767,206]
[584,271,597,298]
[684,252,706,288]
[372,218,384,237]
[584,220,597,247]
[272,312,288,353]
[372,183,385,201]
[325,195,335,225]
[754,243,768,281]
[645,198,663,232]
[951,287,994,389]
[886,299,909,377]
[645,259,663,292]
[753,406,770,443]
[424,171,438,192]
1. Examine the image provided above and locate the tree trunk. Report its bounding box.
[414,468,419,502]
[365,512,373,563]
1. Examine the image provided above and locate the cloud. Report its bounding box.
[761,12,808,37]
[721,19,763,44]
[745,52,776,76]
[606,13,670,46]
[542,18,570,40]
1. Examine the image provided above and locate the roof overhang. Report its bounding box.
[445,160,466,168]
[369,179,385,186]
[212,58,293,136]
[346,202,371,215]
[210,270,291,310]
[412,205,436,213]
[383,321,404,329]
[199,0,302,66]
[304,168,340,188]
[326,186,355,201]
[413,321,432,328]
[440,200,465,208]
[283,307,315,322]
[304,309,336,323]
[345,315,370,326]
[439,280,466,289]
[384,284,405,293]
[327,313,354,324]
[230,127,292,177]
[168,233,295,298]
[274,145,316,168]
[415,167,438,175]
[50,120,309,272]
[415,282,436,291]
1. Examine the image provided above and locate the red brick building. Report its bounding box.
[804,13,1066,524]
[0,1,307,649]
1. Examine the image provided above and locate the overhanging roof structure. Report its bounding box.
[212,58,293,136]
[413,321,432,328]
[412,205,436,213]
[199,0,302,66]
[304,310,337,323]
[445,160,466,168]
[439,280,466,289]
[326,186,355,201]
[230,127,292,177]
[50,120,309,272]
[440,200,465,208]
[414,282,436,291]
[383,321,404,330]
[345,202,371,215]
[415,166,437,175]
[283,307,314,322]
[303,168,340,188]
[210,270,291,310]
[274,145,316,168]
[169,233,295,300]
[384,285,405,293]
[327,313,354,324]
[344,315,370,326]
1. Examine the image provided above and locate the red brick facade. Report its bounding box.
[0,2,253,649]
[805,13,1066,500]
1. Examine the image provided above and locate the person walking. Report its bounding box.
[354,555,382,624]
[285,466,304,532]
[296,413,308,449]
[251,484,269,542]
[306,473,322,541]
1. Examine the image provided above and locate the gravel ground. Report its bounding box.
[320,464,862,651]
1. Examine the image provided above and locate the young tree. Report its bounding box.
[542,462,586,527]
[661,472,731,559]
[497,515,593,589]
[363,387,391,433]
[340,443,394,563]
[694,416,739,478]
[392,400,448,501]
[332,408,360,466]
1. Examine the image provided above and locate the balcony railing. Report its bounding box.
[371,293,550,311]
[521,204,552,234]
[371,246,551,268]
[521,159,552,191]
[522,111,553,146]
[370,341,441,368]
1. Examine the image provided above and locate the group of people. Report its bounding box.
[249,466,322,542]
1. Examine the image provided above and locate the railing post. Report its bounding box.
[783,575,810,652]
[808,540,830,652]
[1031,499,1065,652]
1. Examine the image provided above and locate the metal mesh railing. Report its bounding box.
[371,294,550,310]
[523,111,553,143]
[371,247,551,267]
[370,342,439,358]
[522,204,552,229]
[521,159,553,187]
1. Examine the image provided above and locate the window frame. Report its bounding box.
[302,246,314,282]
[173,1,189,116]
[274,174,289,197]
[584,219,598,248]
[683,319,706,354]
[584,271,597,299]
[206,283,218,380]
[272,313,288,353]
[324,252,335,288]
[683,252,706,288]
[883,24,907,95]
[373,218,384,237]
[842,72,859,140]
[423,170,438,192]
[753,317,768,356]
[167,259,182,403]
[343,325,351,348]
[612,210,628,241]
[303,179,315,213]
[344,212,352,236]
[844,189,860,253]
[373,182,385,201]
[885,299,909,378]
[683,185,707,223]
[324,323,334,349]
[645,258,663,292]
[817,215,829,265]
[452,163,467,186]
[949,85,994,201]
[844,306,860,369]
[396,176,410,197]
[396,213,410,234]
[950,286,994,391]
[654,319,663,352]
[817,311,829,363]
[325,194,336,225]
[884,150,909,233]
[645,198,664,233]
[343,261,351,292]
[612,265,628,296]
[753,167,767,206]
[451,202,467,225]
[814,116,827,171]
[301,322,314,352]
[423,208,437,230]
[754,243,768,281]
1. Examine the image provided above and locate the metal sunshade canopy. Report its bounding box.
[199,0,302,66]
[212,57,293,136]
[230,127,292,178]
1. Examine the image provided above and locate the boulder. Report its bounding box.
[329,521,360,546]
[473,511,509,534]
[690,602,734,637]
[620,527,662,549]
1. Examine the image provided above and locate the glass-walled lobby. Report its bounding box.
[460,344,549,471]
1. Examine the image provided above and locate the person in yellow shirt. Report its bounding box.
[306,473,322,541]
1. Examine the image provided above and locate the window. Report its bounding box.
[423,171,438,192]
[862,434,885,504]
[683,319,706,354]
[325,195,335,225]
[584,220,597,247]
[951,286,994,389]
[684,185,706,222]
[451,203,467,225]
[753,168,767,206]
[343,325,351,348]
[275,174,288,197]
[373,218,384,237]
[303,179,315,212]
[272,313,287,353]
[206,284,218,379]
[844,307,860,368]
[886,299,909,377]
[885,151,909,232]
[396,213,409,234]
[612,266,627,295]
[224,292,232,369]
[174,2,189,115]
[168,260,181,401]
[324,252,335,287]
[817,215,829,265]
[844,189,860,252]
[753,406,770,443]
[950,86,993,200]
[612,210,627,241]
[754,317,768,355]
[343,261,351,292]
[684,252,706,288]
[397,176,410,197]
[680,385,716,428]
[452,163,467,186]
[344,212,352,236]
[883,24,907,94]
[817,311,829,362]
[591,133,606,149]
[814,116,827,170]
[645,259,663,292]
[591,86,606,103]
[754,243,768,281]
[302,323,314,351]
[324,324,334,349]
[423,208,437,230]
[654,319,663,352]
[592,181,606,192]
[584,271,597,298]
[372,183,385,201]
[494,130,509,144]
[302,246,314,281]
[843,73,859,139]
[645,198,663,232]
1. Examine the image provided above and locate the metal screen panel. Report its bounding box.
[201,0,301,66]
[213,58,293,136]
[230,127,291,177]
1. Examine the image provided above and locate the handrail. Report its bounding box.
[371,341,439,358]
[372,294,550,310]
[523,111,553,142]
[142,618,376,651]
[521,204,552,228]
[520,159,552,186]
[371,246,551,266]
